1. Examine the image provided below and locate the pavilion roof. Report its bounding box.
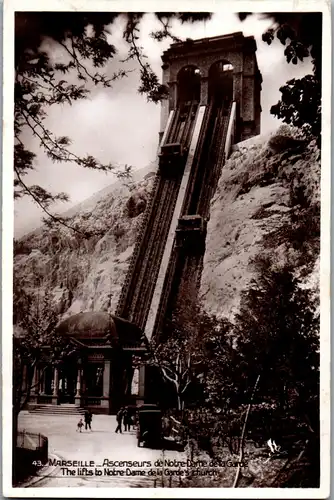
[56,311,144,348]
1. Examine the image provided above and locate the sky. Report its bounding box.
[14,12,313,237]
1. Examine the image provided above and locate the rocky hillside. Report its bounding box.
[14,166,156,317]
[200,126,320,319]
[14,126,320,322]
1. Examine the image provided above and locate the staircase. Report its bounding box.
[28,404,85,416]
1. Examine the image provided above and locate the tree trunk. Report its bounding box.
[233,374,261,488]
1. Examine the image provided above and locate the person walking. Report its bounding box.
[76,418,84,433]
[123,407,132,432]
[84,409,93,431]
[115,407,124,434]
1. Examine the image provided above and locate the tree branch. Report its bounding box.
[181,379,191,394]
[57,38,101,84]
[161,366,177,385]
[14,165,88,237]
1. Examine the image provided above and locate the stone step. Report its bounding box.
[29,405,86,415]
[31,407,85,411]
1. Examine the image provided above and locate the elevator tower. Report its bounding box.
[116,32,262,347]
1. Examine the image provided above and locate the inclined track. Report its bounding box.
[115,101,198,330]
[153,102,233,338]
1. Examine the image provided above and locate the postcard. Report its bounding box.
[2,0,330,497]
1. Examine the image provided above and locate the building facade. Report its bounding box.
[26,312,147,414]
[160,31,262,142]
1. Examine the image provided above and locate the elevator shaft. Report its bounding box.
[115,101,199,330]
[151,101,233,340]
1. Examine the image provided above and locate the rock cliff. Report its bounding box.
[14,167,156,317]
[200,126,320,319]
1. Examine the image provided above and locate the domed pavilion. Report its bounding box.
[28,312,147,414]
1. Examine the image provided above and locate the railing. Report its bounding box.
[14,431,48,484]
[17,430,48,462]
[17,430,47,450]
[224,100,237,160]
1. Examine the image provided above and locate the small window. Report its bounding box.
[223,63,233,71]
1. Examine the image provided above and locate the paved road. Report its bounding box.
[18,412,186,488]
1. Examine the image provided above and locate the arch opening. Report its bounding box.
[208,60,234,108]
[177,66,201,104]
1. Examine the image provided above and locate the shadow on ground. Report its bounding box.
[142,437,185,452]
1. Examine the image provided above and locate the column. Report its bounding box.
[81,368,86,396]
[101,359,111,410]
[22,365,27,392]
[75,369,81,397]
[52,366,59,405]
[53,368,59,396]
[233,70,243,141]
[160,63,170,133]
[137,365,146,405]
[168,81,177,110]
[200,76,208,105]
[125,355,134,397]
[131,368,139,396]
[74,366,82,406]
[31,365,39,404]
[32,366,39,394]
[40,368,46,395]
[242,76,255,120]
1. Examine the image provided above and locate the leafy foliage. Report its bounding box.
[233,264,320,486]
[235,266,319,404]
[185,314,245,455]
[239,13,322,73]
[239,13,322,146]
[16,12,322,235]
[157,261,319,481]
[13,285,79,418]
[147,313,203,411]
[270,76,321,141]
[15,12,211,233]
[248,13,322,146]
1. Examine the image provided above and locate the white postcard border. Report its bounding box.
[2,0,331,497]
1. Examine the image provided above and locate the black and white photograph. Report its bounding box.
[2,1,330,497]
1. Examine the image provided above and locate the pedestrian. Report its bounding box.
[84,409,93,431]
[76,418,84,433]
[123,407,132,432]
[115,407,124,433]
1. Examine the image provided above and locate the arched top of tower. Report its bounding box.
[208,59,234,73]
[160,31,262,140]
[177,65,201,103]
[208,59,234,105]
[162,31,261,82]
[176,65,201,79]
